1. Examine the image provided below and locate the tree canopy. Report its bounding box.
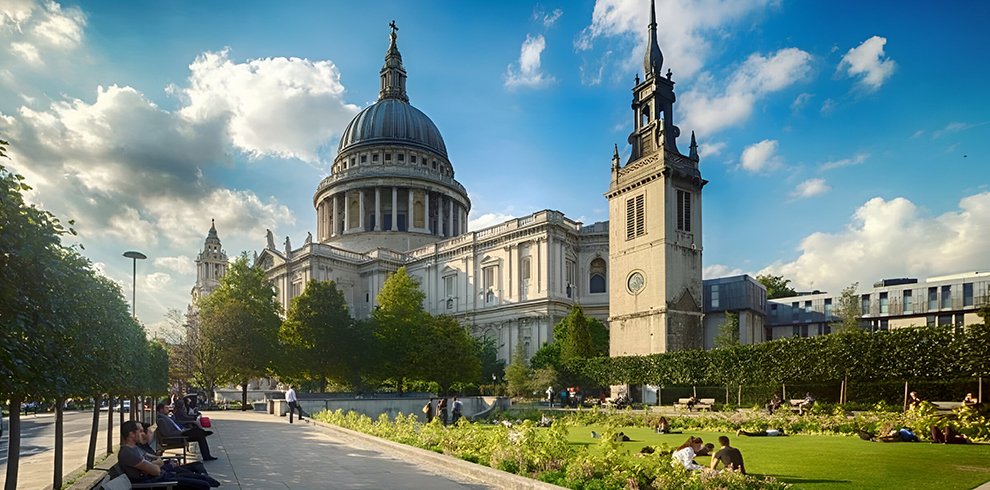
[757,274,798,299]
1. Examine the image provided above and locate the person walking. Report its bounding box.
[451,397,463,424]
[286,385,303,423]
[546,386,554,408]
[437,397,449,425]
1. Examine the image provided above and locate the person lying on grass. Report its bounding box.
[857,427,918,442]
[737,428,785,437]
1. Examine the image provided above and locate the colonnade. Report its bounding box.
[316,186,468,241]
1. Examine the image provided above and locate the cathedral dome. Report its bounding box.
[337,98,448,158]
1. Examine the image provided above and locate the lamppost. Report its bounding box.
[122,251,147,319]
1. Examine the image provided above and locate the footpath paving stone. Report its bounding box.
[204,411,492,489]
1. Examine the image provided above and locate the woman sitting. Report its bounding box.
[671,436,707,471]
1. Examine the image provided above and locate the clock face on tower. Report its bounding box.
[627,271,645,295]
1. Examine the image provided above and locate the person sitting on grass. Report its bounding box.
[655,416,681,434]
[695,442,715,457]
[710,436,746,475]
[931,424,971,444]
[737,428,785,437]
[671,436,707,471]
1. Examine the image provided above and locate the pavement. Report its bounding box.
[191,411,494,489]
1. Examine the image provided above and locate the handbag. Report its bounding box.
[199,416,211,428]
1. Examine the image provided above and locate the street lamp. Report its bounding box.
[122,251,147,319]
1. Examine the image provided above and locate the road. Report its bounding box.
[0,410,141,490]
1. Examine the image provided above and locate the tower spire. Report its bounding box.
[643,0,663,77]
[689,131,699,161]
[379,20,409,102]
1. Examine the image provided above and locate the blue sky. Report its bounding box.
[1,0,988,333]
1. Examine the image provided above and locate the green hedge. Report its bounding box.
[567,324,990,388]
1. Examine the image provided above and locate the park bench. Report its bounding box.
[788,399,814,413]
[931,401,963,414]
[151,429,188,465]
[675,398,715,411]
[95,465,176,490]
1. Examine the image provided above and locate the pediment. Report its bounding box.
[669,287,700,312]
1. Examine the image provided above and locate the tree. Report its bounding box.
[474,336,504,390]
[757,274,798,299]
[279,280,363,391]
[422,315,482,394]
[978,302,990,327]
[834,282,862,333]
[503,342,531,397]
[556,306,609,363]
[713,311,741,349]
[197,254,281,410]
[372,267,432,392]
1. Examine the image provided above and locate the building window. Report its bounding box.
[824,298,833,318]
[861,294,871,315]
[711,284,720,309]
[926,315,935,327]
[903,290,913,314]
[361,155,367,163]
[432,160,437,169]
[444,274,455,298]
[384,153,392,161]
[483,266,496,301]
[963,283,974,307]
[928,287,937,311]
[770,303,778,317]
[410,155,417,163]
[938,314,952,326]
[589,258,606,293]
[521,257,531,281]
[676,189,692,232]
[879,292,888,314]
[565,260,576,298]
[292,282,302,299]
[879,319,889,331]
[941,285,951,309]
[372,153,379,162]
[625,194,646,240]
[397,153,404,162]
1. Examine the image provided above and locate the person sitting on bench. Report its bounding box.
[963,393,978,408]
[156,402,217,461]
[685,395,699,411]
[766,394,783,415]
[118,420,212,489]
[137,423,219,486]
[797,392,815,415]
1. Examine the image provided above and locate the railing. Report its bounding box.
[315,164,469,196]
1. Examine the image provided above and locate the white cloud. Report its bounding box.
[10,41,40,64]
[791,92,813,111]
[761,192,990,293]
[698,140,726,158]
[911,129,925,139]
[575,0,773,80]
[154,255,195,275]
[739,139,782,173]
[932,121,990,139]
[172,49,359,163]
[0,0,37,30]
[541,8,563,27]
[820,98,835,115]
[682,48,813,135]
[469,212,517,231]
[838,36,896,90]
[820,153,868,171]
[144,272,172,291]
[791,178,830,199]
[31,0,85,48]
[505,34,555,89]
[704,264,744,279]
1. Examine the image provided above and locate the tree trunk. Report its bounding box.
[241,380,248,411]
[320,377,327,394]
[5,396,22,490]
[87,395,100,470]
[53,399,64,490]
[119,397,125,425]
[107,395,114,454]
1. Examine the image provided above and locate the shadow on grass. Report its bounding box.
[755,474,851,485]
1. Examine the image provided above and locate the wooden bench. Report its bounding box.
[675,398,715,411]
[788,399,814,413]
[931,401,963,414]
[95,465,177,490]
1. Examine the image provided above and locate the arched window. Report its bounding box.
[589,258,607,293]
[641,105,651,127]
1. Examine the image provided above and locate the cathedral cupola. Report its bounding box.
[379,20,409,102]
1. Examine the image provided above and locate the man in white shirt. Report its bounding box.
[546,386,554,407]
[285,385,303,423]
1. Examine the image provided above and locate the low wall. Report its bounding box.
[272,396,509,422]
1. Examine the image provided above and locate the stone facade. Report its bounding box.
[605,3,707,357]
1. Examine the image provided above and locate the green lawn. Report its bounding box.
[567,425,990,489]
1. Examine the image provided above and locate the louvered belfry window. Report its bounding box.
[676,189,691,232]
[626,194,646,240]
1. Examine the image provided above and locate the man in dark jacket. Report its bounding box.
[156,403,217,461]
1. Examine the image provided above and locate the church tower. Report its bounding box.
[606,0,707,356]
[191,219,228,305]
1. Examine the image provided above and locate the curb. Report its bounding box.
[62,447,119,490]
[305,418,567,490]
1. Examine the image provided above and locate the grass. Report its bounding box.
[567,425,990,489]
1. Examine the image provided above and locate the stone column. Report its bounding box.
[407,188,414,232]
[343,192,350,234]
[332,194,340,237]
[358,189,365,232]
[424,191,430,234]
[392,187,398,231]
[316,201,323,240]
[438,194,445,237]
[374,188,381,231]
[448,200,454,237]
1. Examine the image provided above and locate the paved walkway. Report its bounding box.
[200,411,492,489]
